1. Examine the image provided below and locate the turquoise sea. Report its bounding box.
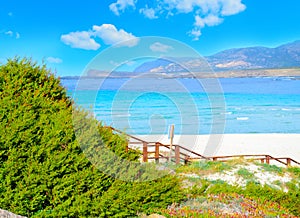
[62,77,300,135]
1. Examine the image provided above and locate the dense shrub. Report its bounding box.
[0,58,183,217]
[97,176,184,217]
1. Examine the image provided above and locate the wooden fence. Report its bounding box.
[109,127,300,167]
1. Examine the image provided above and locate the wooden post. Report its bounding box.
[213,157,218,161]
[260,158,264,164]
[155,142,160,163]
[175,145,180,164]
[184,157,189,165]
[169,124,175,163]
[287,158,291,166]
[125,141,129,152]
[143,142,148,162]
[266,155,270,164]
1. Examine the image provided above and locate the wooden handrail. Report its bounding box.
[154,142,207,159]
[175,144,209,159]
[206,154,300,167]
[153,142,208,163]
[106,127,300,167]
[108,126,148,144]
[277,157,300,165]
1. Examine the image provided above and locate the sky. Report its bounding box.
[1,0,300,76]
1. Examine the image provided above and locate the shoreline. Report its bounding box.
[61,68,300,79]
[132,133,300,164]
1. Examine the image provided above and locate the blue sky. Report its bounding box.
[1,0,300,76]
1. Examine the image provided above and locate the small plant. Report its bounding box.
[273,179,283,187]
[287,167,300,179]
[177,160,232,175]
[187,180,210,197]
[226,157,254,165]
[257,163,284,175]
[237,168,255,180]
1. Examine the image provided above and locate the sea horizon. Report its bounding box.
[62,76,300,135]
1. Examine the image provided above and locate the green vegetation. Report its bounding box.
[159,192,296,217]
[236,168,254,180]
[257,163,284,175]
[287,167,300,179]
[171,160,300,217]
[158,178,300,217]
[176,160,232,174]
[0,58,299,217]
[0,58,184,217]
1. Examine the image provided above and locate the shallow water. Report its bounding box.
[62,77,300,134]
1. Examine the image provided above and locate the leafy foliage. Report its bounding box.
[0,58,183,217]
[97,176,185,217]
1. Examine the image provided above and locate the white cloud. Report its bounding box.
[61,24,139,49]
[160,0,246,16]
[194,14,223,28]
[109,0,136,16]
[221,0,246,16]
[61,31,100,50]
[3,30,20,39]
[5,30,13,37]
[4,30,20,39]
[93,24,139,47]
[150,42,173,53]
[164,0,195,13]
[139,7,158,19]
[16,32,20,39]
[162,0,245,40]
[47,57,63,64]
[191,14,223,40]
[189,29,201,41]
[110,0,246,40]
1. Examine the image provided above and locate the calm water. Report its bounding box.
[62,77,300,134]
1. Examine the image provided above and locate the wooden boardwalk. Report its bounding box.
[109,127,300,167]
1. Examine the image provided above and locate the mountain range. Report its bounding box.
[134,40,300,73]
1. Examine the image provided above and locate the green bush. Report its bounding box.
[97,176,184,217]
[0,58,183,217]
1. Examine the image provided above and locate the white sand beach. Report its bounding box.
[133,134,300,165]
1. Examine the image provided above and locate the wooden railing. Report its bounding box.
[146,142,209,164]
[107,127,300,167]
[207,154,300,167]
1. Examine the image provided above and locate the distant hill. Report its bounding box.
[134,40,300,72]
[62,40,300,79]
[208,40,300,70]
